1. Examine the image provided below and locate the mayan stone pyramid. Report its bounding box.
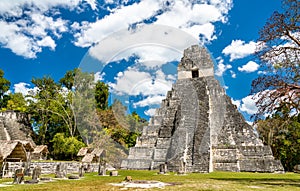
[121,45,284,173]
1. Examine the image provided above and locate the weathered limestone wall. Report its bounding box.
[0,111,34,144]
[4,162,99,175]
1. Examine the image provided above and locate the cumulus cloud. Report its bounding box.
[238,61,259,73]
[0,0,233,58]
[215,58,232,76]
[222,40,258,61]
[231,98,241,109]
[133,95,165,108]
[144,108,156,116]
[14,82,38,96]
[110,69,152,96]
[112,46,181,68]
[85,0,98,10]
[74,0,233,47]
[110,67,173,96]
[230,70,236,78]
[232,95,258,115]
[240,95,258,115]
[94,72,105,82]
[74,0,161,47]
[0,0,96,58]
[109,67,174,117]
[87,24,198,64]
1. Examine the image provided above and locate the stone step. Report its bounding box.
[135,136,157,147]
[214,162,240,172]
[153,148,168,161]
[0,122,8,140]
[238,146,273,157]
[5,121,26,140]
[239,159,284,172]
[128,147,154,159]
[120,159,152,170]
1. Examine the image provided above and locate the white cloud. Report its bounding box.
[94,72,105,82]
[14,82,38,96]
[37,36,56,50]
[110,69,152,96]
[231,98,241,109]
[0,1,82,16]
[239,95,258,115]
[4,90,11,95]
[133,95,165,108]
[0,0,96,58]
[215,58,232,76]
[111,68,173,96]
[0,21,40,58]
[230,70,236,78]
[0,0,233,58]
[84,0,98,10]
[257,71,267,75]
[74,0,161,47]
[74,0,233,47]
[246,121,253,126]
[232,94,260,116]
[144,108,156,116]
[113,46,181,67]
[87,24,198,64]
[238,61,259,73]
[0,12,68,58]
[222,40,258,61]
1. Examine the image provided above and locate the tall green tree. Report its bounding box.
[28,73,86,159]
[72,69,99,145]
[257,114,300,171]
[6,93,27,112]
[59,68,79,90]
[95,81,109,110]
[28,76,61,145]
[52,133,85,160]
[0,69,10,109]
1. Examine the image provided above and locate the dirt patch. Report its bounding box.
[111,180,179,189]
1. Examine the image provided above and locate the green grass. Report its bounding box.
[1,170,300,191]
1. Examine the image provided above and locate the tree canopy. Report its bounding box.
[251,0,300,120]
[0,68,146,161]
[0,69,10,109]
[253,0,300,171]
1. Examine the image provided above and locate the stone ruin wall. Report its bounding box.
[3,162,99,176]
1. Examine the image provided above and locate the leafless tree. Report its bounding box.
[251,0,300,120]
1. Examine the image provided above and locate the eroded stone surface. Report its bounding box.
[121,45,284,173]
[0,111,34,144]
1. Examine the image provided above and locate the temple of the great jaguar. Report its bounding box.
[121,45,284,173]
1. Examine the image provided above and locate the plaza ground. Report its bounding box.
[1,170,300,191]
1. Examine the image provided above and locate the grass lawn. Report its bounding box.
[0,170,300,191]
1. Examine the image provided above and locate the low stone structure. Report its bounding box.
[32,145,49,160]
[2,161,99,175]
[121,45,284,173]
[0,111,41,177]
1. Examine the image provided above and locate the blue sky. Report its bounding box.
[0,0,283,122]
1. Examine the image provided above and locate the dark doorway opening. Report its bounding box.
[192,70,199,78]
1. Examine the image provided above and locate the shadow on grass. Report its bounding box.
[211,177,300,188]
